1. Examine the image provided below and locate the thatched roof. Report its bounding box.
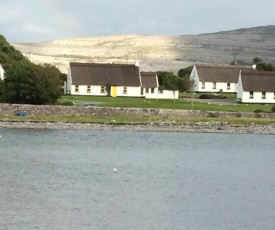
[140,72,158,88]
[241,70,275,92]
[70,62,141,86]
[195,64,252,83]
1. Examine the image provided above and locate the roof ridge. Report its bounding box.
[196,63,252,68]
[70,62,137,68]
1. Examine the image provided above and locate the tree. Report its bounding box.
[3,61,62,104]
[177,66,193,78]
[3,60,37,104]
[157,70,195,98]
[157,71,180,100]
[252,57,275,71]
[0,34,25,69]
[105,83,111,96]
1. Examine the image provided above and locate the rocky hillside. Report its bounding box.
[12,25,275,73]
[0,35,26,69]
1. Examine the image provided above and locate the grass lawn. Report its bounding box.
[1,114,275,126]
[59,95,274,113]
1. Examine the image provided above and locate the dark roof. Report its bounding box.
[70,62,141,86]
[241,71,275,92]
[195,64,252,83]
[140,72,158,88]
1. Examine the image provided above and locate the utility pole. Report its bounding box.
[231,52,239,64]
[125,54,128,64]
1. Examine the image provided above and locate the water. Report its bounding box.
[0,128,275,230]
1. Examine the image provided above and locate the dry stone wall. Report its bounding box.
[1,103,275,119]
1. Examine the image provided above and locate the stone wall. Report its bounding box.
[1,103,275,119]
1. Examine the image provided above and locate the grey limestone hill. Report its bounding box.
[13,25,275,73]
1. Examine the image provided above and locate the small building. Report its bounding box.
[140,72,159,95]
[237,70,275,103]
[65,62,178,99]
[0,64,4,80]
[66,62,143,97]
[190,64,253,93]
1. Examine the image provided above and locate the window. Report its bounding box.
[151,88,155,93]
[141,88,144,95]
[100,86,105,93]
[123,87,127,94]
[262,92,266,99]
[227,83,230,90]
[213,82,216,89]
[75,85,79,93]
[87,85,91,93]
[146,88,149,93]
[274,93,275,99]
[249,91,253,99]
[202,82,205,89]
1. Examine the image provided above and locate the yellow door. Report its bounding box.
[111,86,117,97]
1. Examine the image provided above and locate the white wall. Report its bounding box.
[71,85,108,96]
[236,75,243,102]
[70,85,143,97]
[240,91,275,103]
[0,64,4,80]
[66,67,72,94]
[202,82,237,93]
[145,90,179,99]
[116,86,142,97]
[237,75,275,103]
[141,87,159,96]
[190,66,199,91]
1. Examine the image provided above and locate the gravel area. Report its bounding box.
[0,121,275,135]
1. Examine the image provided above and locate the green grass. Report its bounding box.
[1,114,275,126]
[58,95,274,113]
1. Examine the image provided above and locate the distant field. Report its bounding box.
[59,95,274,113]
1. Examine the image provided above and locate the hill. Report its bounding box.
[12,25,275,73]
[0,35,26,69]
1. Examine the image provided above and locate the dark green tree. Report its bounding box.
[3,61,62,104]
[177,66,193,78]
[33,63,63,104]
[0,34,25,69]
[105,83,111,96]
[252,57,275,71]
[157,71,180,100]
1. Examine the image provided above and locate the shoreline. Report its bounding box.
[1,121,275,135]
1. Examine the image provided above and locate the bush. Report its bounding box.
[254,109,265,113]
[207,112,219,118]
[199,94,227,99]
[271,106,275,113]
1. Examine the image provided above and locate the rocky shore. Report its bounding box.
[0,120,275,135]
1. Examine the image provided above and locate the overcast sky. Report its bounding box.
[1,0,275,43]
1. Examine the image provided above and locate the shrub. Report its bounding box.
[271,106,275,113]
[57,101,74,106]
[199,94,227,99]
[254,109,265,113]
[207,112,219,118]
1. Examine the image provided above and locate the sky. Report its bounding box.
[1,0,275,43]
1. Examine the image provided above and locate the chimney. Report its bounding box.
[134,61,139,67]
[251,64,257,70]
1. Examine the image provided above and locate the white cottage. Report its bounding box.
[0,64,4,80]
[66,62,144,97]
[65,62,178,99]
[190,64,253,93]
[237,70,275,103]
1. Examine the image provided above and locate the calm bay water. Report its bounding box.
[0,128,275,230]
